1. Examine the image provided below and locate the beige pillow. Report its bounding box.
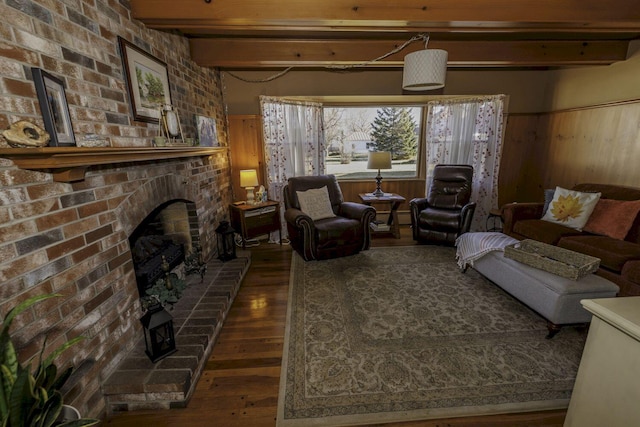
[541,186,601,230]
[296,186,336,221]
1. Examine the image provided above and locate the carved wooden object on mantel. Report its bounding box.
[0,146,225,182]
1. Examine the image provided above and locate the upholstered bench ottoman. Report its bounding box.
[456,232,620,337]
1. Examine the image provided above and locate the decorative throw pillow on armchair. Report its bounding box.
[296,186,336,221]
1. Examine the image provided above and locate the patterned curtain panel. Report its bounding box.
[425,95,506,232]
[259,96,326,240]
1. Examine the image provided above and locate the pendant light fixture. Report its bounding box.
[227,33,446,92]
[402,35,448,91]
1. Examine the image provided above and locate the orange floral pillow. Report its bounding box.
[583,198,640,240]
[541,186,601,231]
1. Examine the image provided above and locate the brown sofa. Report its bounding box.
[502,183,640,296]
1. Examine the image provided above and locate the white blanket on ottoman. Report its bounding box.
[455,232,519,269]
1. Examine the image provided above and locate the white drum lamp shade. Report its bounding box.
[402,49,448,91]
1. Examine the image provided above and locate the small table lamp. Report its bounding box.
[367,151,392,196]
[240,169,259,205]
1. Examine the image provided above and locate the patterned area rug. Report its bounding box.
[277,246,587,426]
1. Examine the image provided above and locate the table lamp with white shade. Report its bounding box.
[367,151,392,197]
[240,169,259,205]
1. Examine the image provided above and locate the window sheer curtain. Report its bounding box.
[259,96,326,240]
[424,95,506,231]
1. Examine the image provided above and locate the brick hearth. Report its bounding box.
[103,253,250,413]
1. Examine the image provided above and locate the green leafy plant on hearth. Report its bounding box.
[0,294,100,427]
[140,273,187,311]
[140,253,192,311]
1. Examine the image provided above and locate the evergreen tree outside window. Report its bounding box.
[370,107,418,160]
[324,106,422,179]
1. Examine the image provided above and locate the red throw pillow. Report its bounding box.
[583,199,640,240]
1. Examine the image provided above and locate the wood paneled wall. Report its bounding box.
[537,101,640,190]
[499,100,640,205]
[228,115,266,201]
[499,114,544,204]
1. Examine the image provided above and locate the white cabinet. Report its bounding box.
[564,296,640,427]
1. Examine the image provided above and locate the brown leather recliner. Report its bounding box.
[283,175,376,261]
[410,164,476,245]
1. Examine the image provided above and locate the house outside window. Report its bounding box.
[324,106,423,179]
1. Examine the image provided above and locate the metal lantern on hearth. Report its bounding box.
[140,304,177,363]
[215,220,236,262]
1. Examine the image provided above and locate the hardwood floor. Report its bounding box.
[105,227,567,427]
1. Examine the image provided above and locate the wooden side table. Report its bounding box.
[358,193,406,239]
[229,200,281,248]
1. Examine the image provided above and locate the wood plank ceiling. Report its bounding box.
[131,0,640,70]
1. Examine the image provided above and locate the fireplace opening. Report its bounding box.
[129,200,197,301]
[131,235,184,299]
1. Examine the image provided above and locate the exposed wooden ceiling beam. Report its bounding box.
[131,0,640,69]
[190,38,629,68]
[131,0,640,30]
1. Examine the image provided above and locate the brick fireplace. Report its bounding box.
[0,152,236,417]
[0,0,238,419]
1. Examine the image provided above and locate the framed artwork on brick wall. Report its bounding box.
[32,67,76,147]
[118,36,172,123]
[195,115,219,147]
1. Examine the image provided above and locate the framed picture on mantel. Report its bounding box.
[118,36,172,123]
[32,67,76,147]
[196,114,219,147]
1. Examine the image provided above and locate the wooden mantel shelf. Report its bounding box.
[0,146,226,182]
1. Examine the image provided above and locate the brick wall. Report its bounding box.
[0,0,232,418]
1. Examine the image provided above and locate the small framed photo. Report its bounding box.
[196,115,219,147]
[118,36,172,123]
[32,68,75,147]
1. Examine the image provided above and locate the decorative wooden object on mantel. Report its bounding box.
[0,146,225,182]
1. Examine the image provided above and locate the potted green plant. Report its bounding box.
[140,255,188,311]
[0,294,100,427]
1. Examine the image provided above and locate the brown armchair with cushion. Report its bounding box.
[410,164,476,245]
[283,175,377,261]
